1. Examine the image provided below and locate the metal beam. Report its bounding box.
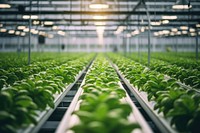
[0,11,200,15]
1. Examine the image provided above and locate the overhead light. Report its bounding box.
[162,16,177,20]
[196,24,200,28]
[39,31,46,36]
[170,32,175,36]
[163,30,170,35]
[48,34,54,38]
[182,30,188,34]
[171,28,178,32]
[20,32,26,36]
[57,30,65,36]
[162,20,169,24]
[17,26,26,30]
[180,26,188,30]
[23,28,29,32]
[8,30,15,34]
[0,4,11,8]
[15,31,20,35]
[22,15,38,19]
[33,20,40,25]
[190,33,196,36]
[0,28,7,32]
[172,0,192,10]
[151,21,161,26]
[154,32,159,36]
[176,31,181,35]
[158,31,164,36]
[44,21,54,25]
[140,27,145,32]
[189,28,195,32]
[94,22,106,26]
[198,32,200,35]
[93,15,107,19]
[131,30,140,35]
[52,26,58,30]
[89,0,109,9]
[0,24,3,27]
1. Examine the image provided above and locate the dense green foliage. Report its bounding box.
[0,53,94,133]
[108,53,200,133]
[124,53,200,89]
[70,55,140,133]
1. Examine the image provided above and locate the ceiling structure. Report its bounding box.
[0,0,200,38]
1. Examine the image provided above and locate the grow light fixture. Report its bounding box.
[20,32,26,36]
[170,32,175,36]
[162,20,169,24]
[131,30,140,35]
[17,26,26,30]
[182,30,188,34]
[151,21,161,26]
[172,0,192,9]
[15,31,20,35]
[22,15,38,19]
[52,26,58,30]
[89,0,109,9]
[48,34,54,38]
[33,21,40,25]
[57,30,65,36]
[162,16,177,20]
[8,30,15,34]
[190,33,196,36]
[0,24,2,27]
[140,27,145,32]
[180,26,188,30]
[44,21,54,25]
[163,30,170,35]
[0,28,6,32]
[189,28,195,32]
[93,15,107,19]
[154,32,159,36]
[23,28,29,32]
[176,31,181,35]
[171,28,178,32]
[0,3,11,8]
[196,24,200,28]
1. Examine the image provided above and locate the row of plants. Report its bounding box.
[0,54,94,133]
[126,52,199,70]
[0,52,67,70]
[124,53,200,90]
[70,55,140,133]
[0,53,84,89]
[108,53,200,133]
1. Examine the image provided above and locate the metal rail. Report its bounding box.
[17,58,94,133]
[111,63,177,133]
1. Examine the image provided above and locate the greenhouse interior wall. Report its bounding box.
[1,36,200,52]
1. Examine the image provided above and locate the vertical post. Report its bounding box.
[196,30,199,61]
[143,0,151,66]
[17,36,20,57]
[28,0,32,65]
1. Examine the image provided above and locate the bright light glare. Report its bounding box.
[57,31,65,36]
[8,30,15,34]
[89,4,109,9]
[23,15,38,19]
[172,5,192,10]
[180,26,188,30]
[151,21,161,26]
[93,16,107,19]
[44,21,54,25]
[17,26,26,30]
[0,28,7,32]
[0,4,11,8]
[171,28,178,32]
[162,16,177,20]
